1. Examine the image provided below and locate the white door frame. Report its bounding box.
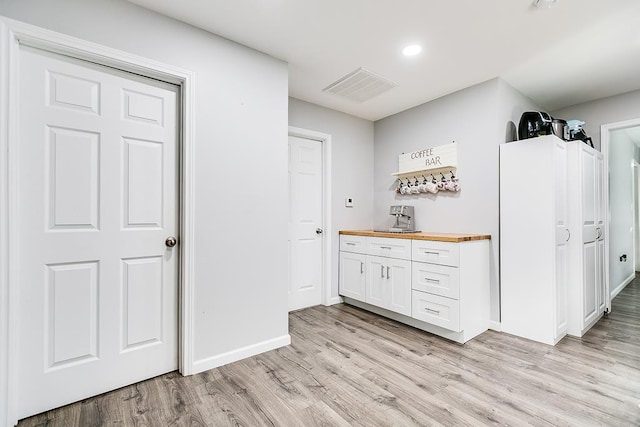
[601,117,640,310]
[0,17,196,426]
[632,160,640,272]
[287,126,334,306]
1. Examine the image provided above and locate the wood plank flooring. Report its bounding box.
[18,278,640,426]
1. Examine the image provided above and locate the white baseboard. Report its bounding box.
[325,296,343,306]
[489,320,502,332]
[611,273,635,299]
[191,334,291,375]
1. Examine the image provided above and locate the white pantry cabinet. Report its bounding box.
[500,136,606,345]
[339,231,490,344]
[500,135,569,345]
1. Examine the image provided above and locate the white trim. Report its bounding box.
[191,335,292,374]
[327,296,344,306]
[611,271,635,300]
[489,320,502,332]
[0,17,196,426]
[0,19,13,427]
[601,117,640,313]
[288,126,334,307]
[632,160,639,272]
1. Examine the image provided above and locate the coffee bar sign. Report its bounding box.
[393,142,458,177]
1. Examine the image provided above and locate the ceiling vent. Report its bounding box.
[322,67,397,103]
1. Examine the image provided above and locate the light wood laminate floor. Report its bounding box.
[19,278,640,426]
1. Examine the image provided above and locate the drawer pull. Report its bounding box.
[380,246,392,250]
[423,251,440,256]
[386,266,390,279]
[425,307,441,314]
[425,278,440,284]
[360,261,364,274]
[346,242,356,246]
[380,265,385,278]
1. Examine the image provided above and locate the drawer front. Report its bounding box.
[340,235,367,253]
[412,240,459,266]
[412,262,460,299]
[367,237,412,260]
[412,291,460,332]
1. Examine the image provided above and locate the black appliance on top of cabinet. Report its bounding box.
[518,111,553,140]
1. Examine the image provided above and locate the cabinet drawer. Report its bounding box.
[412,291,460,332]
[340,235,367,253]
[367,237,412,260]
[412,240,459,266]
[412,262,460,299]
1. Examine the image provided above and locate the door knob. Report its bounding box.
[165,236,177,248]
[316,228,323,234]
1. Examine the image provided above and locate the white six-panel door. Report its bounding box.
[17,46,179,418]
[288,136,323,311]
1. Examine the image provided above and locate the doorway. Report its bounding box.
[287,127,333,311]
[601,118,640,307]
[0,19,195,427]
[16,45,180,419]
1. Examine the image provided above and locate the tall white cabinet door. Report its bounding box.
[500,136,567,345]
[16,46,179,418]
[385,259,412,317]
[339,252,366,301]
[596,152,607,313]
[554,141,569,339]
[567,143,606,337]
[580,146,600,328]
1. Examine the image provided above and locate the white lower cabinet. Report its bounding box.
[338,251,366,301]
[365,255,411,316]
[412,291,460,332]
[339,233,490,344]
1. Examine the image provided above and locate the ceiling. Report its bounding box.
[127,0,640,121]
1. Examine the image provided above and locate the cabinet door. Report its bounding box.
[597,238,606,313]
[583,242,599,327]
[595,152,606,314]
[385,258,412,317]
[554,141,568,340]
[366,256,386,309]
[339,252,366,302]
[555,239,568,339]
[581,146,598,243]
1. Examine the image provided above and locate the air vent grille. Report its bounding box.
[322,67,397,103]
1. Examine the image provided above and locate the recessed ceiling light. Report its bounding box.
[402,45,422,57]
[534,0,558,9]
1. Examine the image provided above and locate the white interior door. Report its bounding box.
[288,135,323,311]
[16,46,179,419]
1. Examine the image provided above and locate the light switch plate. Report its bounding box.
[345,197,354,208]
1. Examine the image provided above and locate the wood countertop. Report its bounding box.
[339,230,491,243]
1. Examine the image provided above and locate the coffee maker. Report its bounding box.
[388,205,418,233]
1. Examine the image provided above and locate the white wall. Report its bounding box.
[288,98,374,302]
[374,79,497,320]
[373,78,541,323]
[0,0,289,372]
[496,79,543,143]
[552,88,640,151]
[608,130,637,292]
